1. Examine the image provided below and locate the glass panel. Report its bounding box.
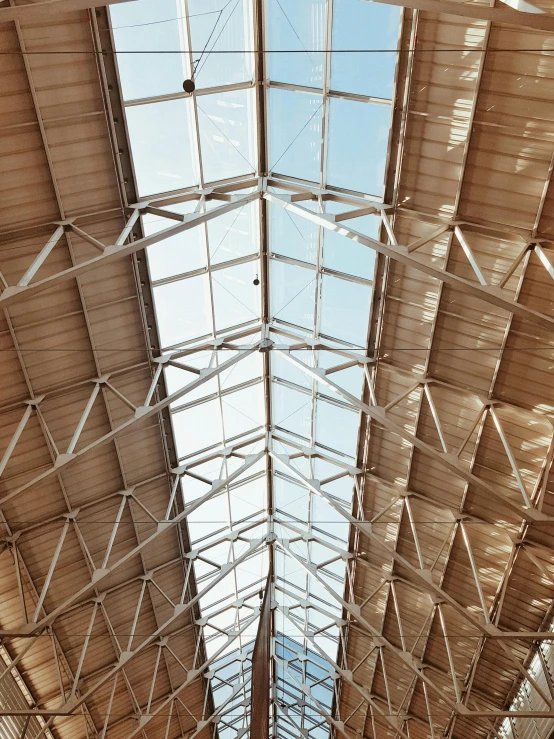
[187,491,227,543]
[229,477,266,521]
[323,228,376,278]
[220,350,263,390]
[222,382,264,438]
[269,201,318,264]
[312,495,349,543]
[318,352,363,396]
[326,97,391,195]
[272,383,312,439]
[274,477,310,523]
[315,399,359,457]
[331,0,400,99]
[212,260,261,330]
[270,261,316,329]
[153,273,212,347]
[269,88,323,181]
[188,0,254,89]
[173,397,223,457]
[143,202,206,281]
[197,87,257,182]
[271,348,313,390]
[110,0,188,101]
[165,355,219,405]
[126,99,198,196]
[323,201,378,279]
[208,201,260,265]
[267,0,325,88]
[319,273,372,346]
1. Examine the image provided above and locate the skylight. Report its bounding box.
[109,0,401,735]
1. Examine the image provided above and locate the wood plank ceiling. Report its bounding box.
[339,6,554,739]
[0,8,212,739]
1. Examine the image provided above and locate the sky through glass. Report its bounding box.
[110,1,401,735]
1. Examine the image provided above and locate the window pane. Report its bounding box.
[110,0,188,100]
[271,348,313,390]
[144,202,206,281]
[220,350,263,390]
[323,201,379,279]
[267,0,325,87]
[208,201,260,265]
[222,383,264,438]
[197,88,257,182]
[188,0,254,88]
[173,397,223,457]
[270,201,318,264]
[126,99,198,196]
[319,274,371,346]
[270,261,316,329]
[165,360,219,405]
[323,228,376,278]
[326,98,391,195]
[153,274,212,347]
[269,88,322,181]
[272,383,312,439]
[212,261,261,330]
[230,477,266,521]
[315,399,358,457]
[331,0,400,99]
[274,477,310,522]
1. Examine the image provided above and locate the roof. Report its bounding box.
[1,2,554,739]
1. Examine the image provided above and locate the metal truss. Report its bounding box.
[263,187,554,331]
[3,1,554,738]
[1,501,266,721]
[0,336,260,513]
[3,170,554,739]
[2,336,554,736]
[272,346,553,524]
[3,178,554,333]
[267,445,554,735]
[274,524,554,728]
[0,183,260,309]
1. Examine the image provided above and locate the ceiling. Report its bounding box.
[2,2,554,739]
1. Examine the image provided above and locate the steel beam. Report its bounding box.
[0,191,260,309]
[273,349,550,523]
[264,192,554,331]
[0,342,260,508]
[364,0,554,32]
[0,452,265,638]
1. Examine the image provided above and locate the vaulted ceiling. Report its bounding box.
[2,2,554,739]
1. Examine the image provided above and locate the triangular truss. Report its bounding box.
[2,174,554,739]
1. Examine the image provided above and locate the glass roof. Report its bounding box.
[110,1,401,736]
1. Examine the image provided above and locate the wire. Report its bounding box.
[195,0,241,80]
[209,204,247,262]
[272,276,317,318]
[191,1,234,78]
[109,10,223,30]
[0,345,552,352]
[2,519,550,524]
[274,0,318,66]
[0,48,551,54]
[196,102,256,172]
[211,274,259,318]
